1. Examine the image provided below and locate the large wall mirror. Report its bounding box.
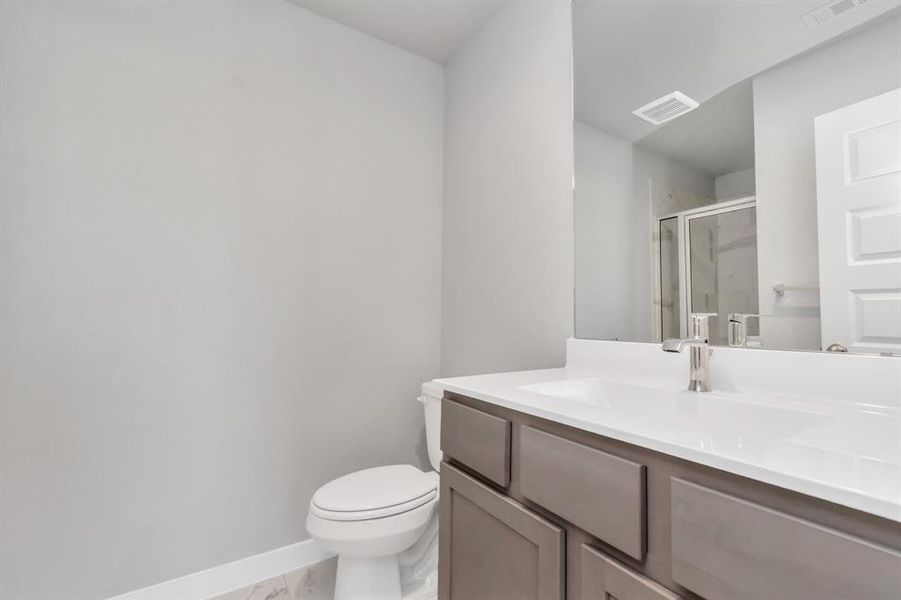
[573,0,901,355]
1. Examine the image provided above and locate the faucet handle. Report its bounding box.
[728,313,759,324]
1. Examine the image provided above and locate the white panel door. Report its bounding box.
[815,88,901,355]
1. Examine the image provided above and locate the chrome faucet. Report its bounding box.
[662,313,716,392]
[727,313,759,348]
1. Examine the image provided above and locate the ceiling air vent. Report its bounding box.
[801,0,869,30]
[632,91,699,125]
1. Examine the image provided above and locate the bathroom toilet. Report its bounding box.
[306,382,443,600]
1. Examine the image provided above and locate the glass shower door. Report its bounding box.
[685,204,759,345]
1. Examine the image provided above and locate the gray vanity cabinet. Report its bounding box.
[439,395,901,600]
[439,463,565,600]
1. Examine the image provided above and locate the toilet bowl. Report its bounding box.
[306,383,443,600]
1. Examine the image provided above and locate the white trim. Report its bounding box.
[107,539,334,600]
[656,195,755,221]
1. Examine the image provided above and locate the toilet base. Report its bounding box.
[335,554,402,600]
[399,511,438,600]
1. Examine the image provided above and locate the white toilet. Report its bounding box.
[306,382,443,600]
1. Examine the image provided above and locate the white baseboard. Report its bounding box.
[107,539,335,600]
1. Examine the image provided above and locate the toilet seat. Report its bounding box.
[306,465,439,559]
[310,465,438,522]
[311,488,437,521]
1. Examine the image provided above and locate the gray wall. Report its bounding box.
[715,167,756,201]
[574,121,714,342]
[753,14,901,351]
[441,0,574,376]
[0,1,443,597]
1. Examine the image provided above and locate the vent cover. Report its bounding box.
[632,91,699,125]
[801,0,869,30]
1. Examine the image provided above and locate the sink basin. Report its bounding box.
[518,377,831,452]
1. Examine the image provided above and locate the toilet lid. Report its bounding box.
[311,465,437,520]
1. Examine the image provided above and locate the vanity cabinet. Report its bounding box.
[439,395,901,600]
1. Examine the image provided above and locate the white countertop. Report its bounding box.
[435,361,901,522]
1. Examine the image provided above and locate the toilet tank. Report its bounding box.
[419,381,444,472]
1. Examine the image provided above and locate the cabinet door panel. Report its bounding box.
[439,463,564,600]
[581,544,682,600]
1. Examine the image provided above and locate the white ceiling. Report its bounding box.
[574,0,901,175]
[286,0,504,64]
[637,79,754,177]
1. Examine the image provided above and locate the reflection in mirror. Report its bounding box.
[687,202,758,346]
[573,0,901,355]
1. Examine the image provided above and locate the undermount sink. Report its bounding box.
[517,377,832,452]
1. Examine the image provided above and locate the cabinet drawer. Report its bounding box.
[441,399,511,487]
[671,478,901,600]
[520,426,646,560]
[581,544,682,600]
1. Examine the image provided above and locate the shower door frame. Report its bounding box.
[654,196,756,340]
